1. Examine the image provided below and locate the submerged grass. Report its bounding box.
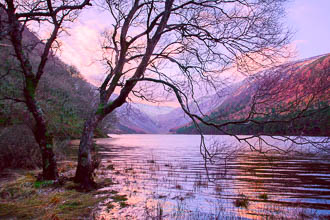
[111,194,128,202]
[234,194,249,209]
[259,193,268,200]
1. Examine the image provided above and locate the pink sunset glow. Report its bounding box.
[53,0,330,106]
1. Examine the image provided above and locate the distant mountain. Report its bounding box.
[174,53,330,136]
[111,86,237,134]
[154,85,238,133]
[130,103,174,120]
[113,103,163,134]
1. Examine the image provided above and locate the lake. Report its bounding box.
[93,134,330,219]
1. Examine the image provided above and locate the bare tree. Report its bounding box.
[74,0,292,189]
[0,0,91,180]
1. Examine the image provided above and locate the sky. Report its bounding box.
[286,0,330,60]
[58,0,330,90]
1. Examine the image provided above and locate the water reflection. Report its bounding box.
[93,134,330,219]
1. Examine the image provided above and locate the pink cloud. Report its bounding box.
[59,23,104,85]
[56,8,113,85]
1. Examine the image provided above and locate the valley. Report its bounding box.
[114,54,330,136]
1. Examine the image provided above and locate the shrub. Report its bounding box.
[0,125,41,170]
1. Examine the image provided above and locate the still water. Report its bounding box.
[94,134,330,219]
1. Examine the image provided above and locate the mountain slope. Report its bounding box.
[154,85,238,133]
[114,103,162,134]
[111,86,237,134]
[0,19,117,138]
[0,22,117,170]
[174,53,330,136]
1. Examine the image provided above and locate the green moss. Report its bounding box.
[45,159,50,169]
[26,77,36,98]
[34,180,54,188]
[96,103,105,115]
[81,156,88,166]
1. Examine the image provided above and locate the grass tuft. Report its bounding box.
[111,194,128,202]
[106,164,115,170]
[119,201,129,208]
[259,193,268,200]
[234,194,249,209]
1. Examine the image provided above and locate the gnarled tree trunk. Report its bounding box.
[24,84,58,180]
[74,113,102,189]
[36,131,58,180]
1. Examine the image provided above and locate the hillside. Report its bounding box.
[0,23,117,170]
[0,42,114,138]
[114,103,163,134]
[154,85,238,133]
[174,54,330,136]
[113,85,238,134]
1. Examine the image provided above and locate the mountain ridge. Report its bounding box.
[173,53,330,136]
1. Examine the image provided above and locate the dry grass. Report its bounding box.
[0,163,114,219]
[1,175,92,219]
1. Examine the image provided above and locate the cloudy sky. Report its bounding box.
[58,0,330,86]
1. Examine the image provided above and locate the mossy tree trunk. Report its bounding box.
[74,113,103,189]
[24,80,58,180]
[5,2,60,180]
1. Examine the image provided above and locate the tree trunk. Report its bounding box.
[6,7,59,180]
[74,113,102,190]
[24,85,59,180]
[37,132,59,180]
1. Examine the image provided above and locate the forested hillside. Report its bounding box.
[0,29,116,170]
[175,54,330,136]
